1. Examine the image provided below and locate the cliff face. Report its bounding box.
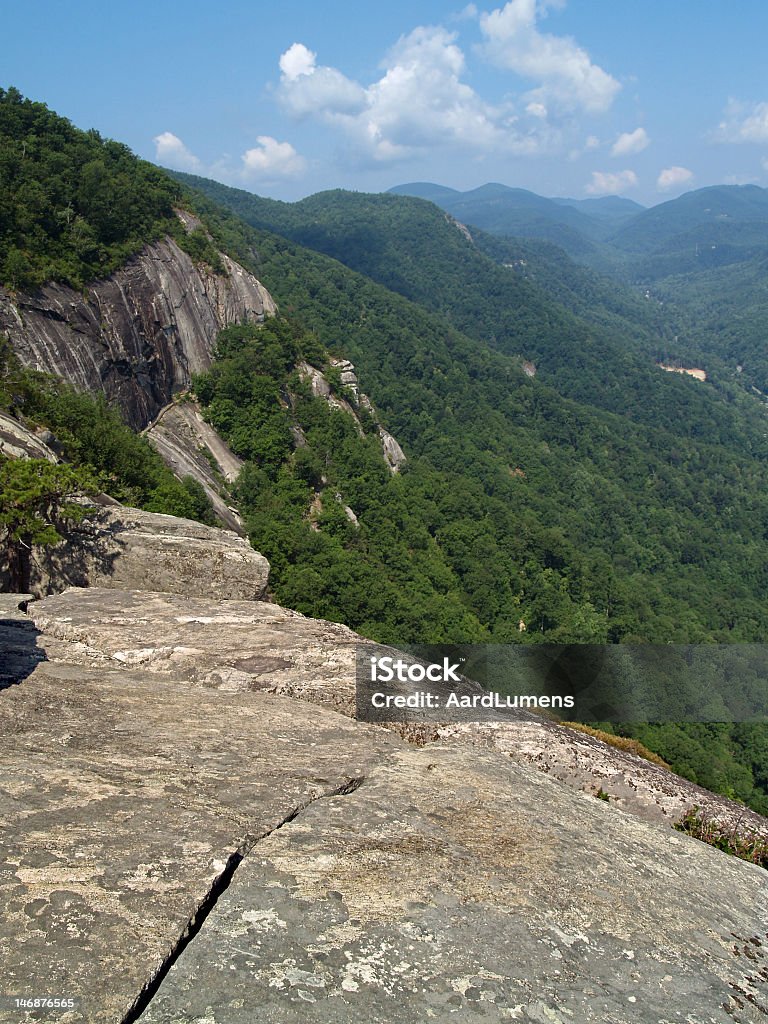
[144,398,246,534]
[0,237,276,430]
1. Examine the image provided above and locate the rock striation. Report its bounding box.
[144,398,245,534]
[1,506,269,600]
[1,587,767,1023]
[0,411,58,462]
[0,237,276,430]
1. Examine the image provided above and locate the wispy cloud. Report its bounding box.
[713,99,768,143]
[241,136,306,179]
[656,166,693,192]
[153,132,201,172]
[478,0,621,115]
[611,127,649,157]
[585,169,638,195]
[153,130,306,183]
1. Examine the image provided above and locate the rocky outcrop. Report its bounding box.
[1,587,767,1023]
[23,587,768,839]
[0,410,58,462]
[298,359,407,474]
[0,237,276,430]
[144,398,245,534]
[1,506,269,600]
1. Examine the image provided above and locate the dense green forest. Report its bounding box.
[0,87,219,290]
[2,91,768,812]
[174,176,768,454]
[173,177,768,646]
[170,179,768,812]
[193,313,768,812]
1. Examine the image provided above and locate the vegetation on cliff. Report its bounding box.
[0,458,97,590]
[3,94,768,814]
[0,87,218,290]
[0,339,214,521]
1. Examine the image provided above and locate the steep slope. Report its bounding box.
[5,96,768,806]
[174,175,768,450]
[177,181,768,639]
[0,234,275,431]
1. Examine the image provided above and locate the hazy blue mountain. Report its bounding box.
[389,180,610,255]
[553,195,646,223]
[610,184,768,254]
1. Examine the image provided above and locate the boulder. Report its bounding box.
[11,506,269,600]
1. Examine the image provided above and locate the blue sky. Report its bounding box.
[5,1,768,205]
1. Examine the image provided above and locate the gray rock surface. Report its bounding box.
[438,719,768,838]
[139,743,768,1024]
[24,588,768,836]
[144,399,245,534]
[2,588,767,1023]
[0,412,58,462]
[0,237,276,430]
[26,588,357,713]
[9,507,268,600]
[0,660,390,1024]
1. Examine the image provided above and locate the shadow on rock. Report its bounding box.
[0,608,46,690]
[27,506,126,595]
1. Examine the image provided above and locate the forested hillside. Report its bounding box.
[173,176,768,642]
[174,176,768,452]
[0,87,217,290]
[3,91,768,810]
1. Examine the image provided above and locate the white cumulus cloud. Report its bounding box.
[714,100,768,143]
[153,132,201,172]
[479,0,620,114]
[585,169,638,195]
[656,166,693,192]
[277,26,534,163]
[241,137,306,179]
[279,42,317,80]
[611,127,649,157]
[275,6,623,167]
[278,43,366,117]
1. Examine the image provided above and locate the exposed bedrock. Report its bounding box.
[0,506,269,600]
[24,587,768,837]
[144,398,246,534]
[0,237,276,430]
[0,587,766,1023]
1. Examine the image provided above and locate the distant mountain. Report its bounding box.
[610,184,768,254]
[9,92,768,810]
[388,181,460,202]
[390,181,768,282]
[553,195,646,223]
[174,174,765,446]
[389,181,610,256]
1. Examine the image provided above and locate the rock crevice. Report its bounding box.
[122,776,366,1024]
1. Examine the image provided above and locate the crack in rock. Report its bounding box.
[120,775,365,1024]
